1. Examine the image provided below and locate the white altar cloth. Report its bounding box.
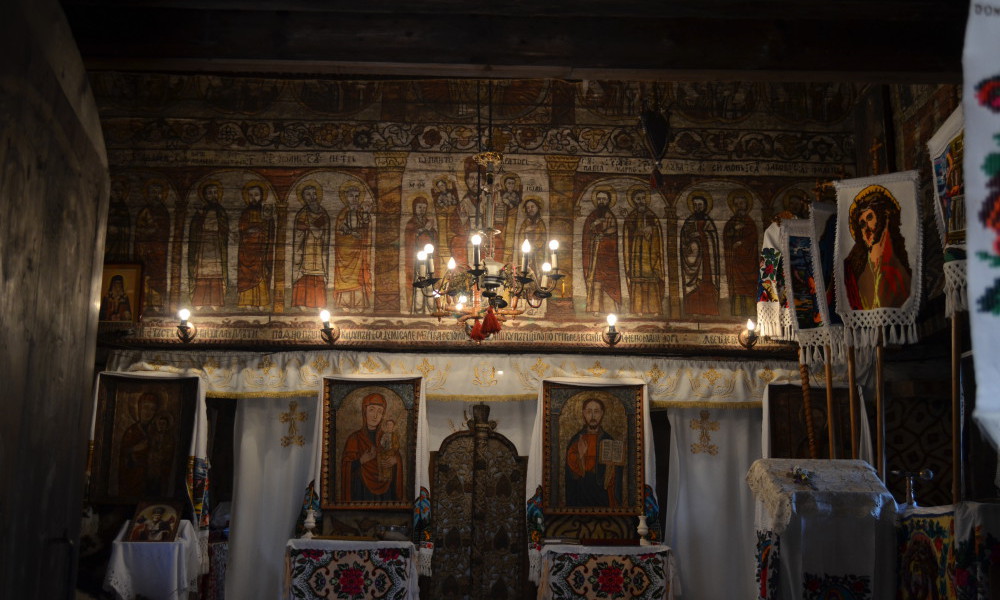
[103,519,201,600]
[747,459,897,600]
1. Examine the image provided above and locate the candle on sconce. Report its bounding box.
[520,239,531,273]
[319,309,331,328]
[178,308,191,327]
[606,313,618,334]
[548,239,559,270]
[746,319,756,332]
[447,257,456,271]
[471,234,482,268]
[416,251,427,277]
[541,262,552,288]
[423,243,435,275]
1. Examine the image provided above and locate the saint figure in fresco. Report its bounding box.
[723,190,759,316]
[99,275,132,322]
[105,177,132,264]
[499,173,523,260]
[291,181,330,309]
[340,393,403,502]
[516,198,547,278]
[133,179,171,312]
[236,181,275,308]
[680,192,721,316]
[623,186,664,316]
[843,185,912,310]
[333,182,372,311]
[404,195,438,314]
[582,188,622,314]
[431,176,461,265]
[565,397,621,507]
[450,158,482,263]
[188,181,229,308]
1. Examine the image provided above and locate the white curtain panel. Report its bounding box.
[665,404,762,600]
[225,393,321,600]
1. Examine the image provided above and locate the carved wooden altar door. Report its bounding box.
[430,405,527,599]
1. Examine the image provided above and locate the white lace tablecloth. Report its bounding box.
[747,459,898,600]
[103,520,201,600]
[746,458,895,533]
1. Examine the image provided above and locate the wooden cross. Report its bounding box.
[689,410,719,455]
[869,138,884,175]
[280,400,307,447]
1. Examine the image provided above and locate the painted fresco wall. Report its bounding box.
[94,76,859,350]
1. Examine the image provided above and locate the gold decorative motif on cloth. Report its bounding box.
[586,361,607,378]
[702,369,721,385]
[416,358,435,380]
[280,400,308,447]
[758,367,776,385]
[530,357,550,378]
[203,357,220,374]
[310,355,330,373]
[361,355,382,373]
[473,362,498,387]
[646,365,665,385]
[690,410,719,455]
[259,355,275,375]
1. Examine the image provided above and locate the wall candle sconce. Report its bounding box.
[319,309,340,345]
[602,313,622,347]
[176,308,197,343]
[738,318,759,350]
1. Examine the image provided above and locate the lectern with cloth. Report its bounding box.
[746,458,897,599]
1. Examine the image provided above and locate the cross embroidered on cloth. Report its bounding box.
[690,410,719,455]
[280,400,308,447]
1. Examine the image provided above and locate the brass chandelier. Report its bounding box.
[411,81,562,341]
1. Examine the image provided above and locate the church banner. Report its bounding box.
[756,221,794,341]
[321,377,420,511]
[833,171,922,348]
[927,104,967,317]
[541,381,644,517]
[964,3,1000,449]
[780,206,844,365]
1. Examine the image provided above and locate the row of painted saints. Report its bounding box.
[106,171,781,319]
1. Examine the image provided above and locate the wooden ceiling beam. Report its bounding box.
[61,0,965,21]
[61,3,966,82]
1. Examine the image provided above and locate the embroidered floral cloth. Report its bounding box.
[284,539,418,600]
[953,501,1000,600]
[963,0,1000,452]
[538,544,678,600]
[897,505,955,600]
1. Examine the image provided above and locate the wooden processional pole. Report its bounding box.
[846,346,859,459]
[824,345,837,458]
[799,349,819,459]
[876,332,886,479]
[952,314,962,504]
[870,139,887,479]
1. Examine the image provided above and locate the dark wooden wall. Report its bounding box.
[0,0,109,597]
